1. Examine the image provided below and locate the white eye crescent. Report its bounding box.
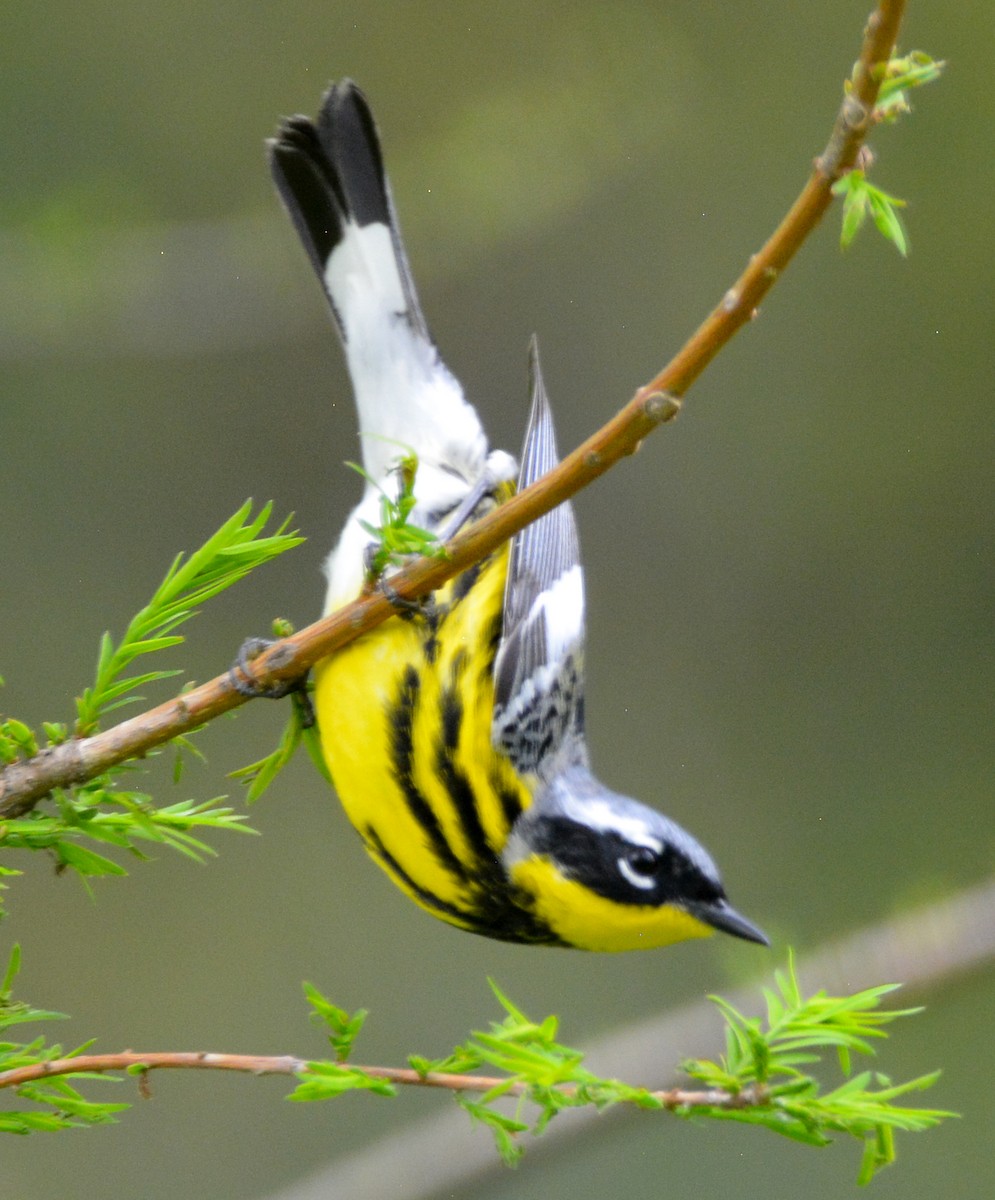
[618,847,660,891]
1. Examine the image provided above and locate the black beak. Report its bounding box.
[689,898,770,946]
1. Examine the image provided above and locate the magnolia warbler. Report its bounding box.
[268,81,767,951]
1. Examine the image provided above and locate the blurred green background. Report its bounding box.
[2,1,992,1197]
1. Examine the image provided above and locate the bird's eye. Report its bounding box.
[626,846,660,876]
[617,845,661,890]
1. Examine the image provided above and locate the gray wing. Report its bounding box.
[492,337,588,779]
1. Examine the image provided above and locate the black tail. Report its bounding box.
[267,81,427,339]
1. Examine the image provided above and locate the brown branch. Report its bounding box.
[0,0,905,820]
[291,875,995,1200]
[6,868,991,1121]
[0,1047,764,1113]
[0,1052,307,1090]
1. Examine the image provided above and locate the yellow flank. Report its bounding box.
[508,857,716,952]
[314,544,532,928]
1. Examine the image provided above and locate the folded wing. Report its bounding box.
[492,339,588,781]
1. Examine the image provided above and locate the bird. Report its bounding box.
[267,80,768,951]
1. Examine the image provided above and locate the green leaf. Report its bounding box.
[288,1062,395,1102]
[302,983,368,1062]
[874,51,945,121]
[1,943,22,997]
[833,170,910,257]
[348,452,446,580]
[868,189,909,256]
[74,501,302,734]
[54,842,129,877]
[458,1098,529,1166]
[2,719,39,757]
[232,689,314,801]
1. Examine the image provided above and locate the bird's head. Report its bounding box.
[503,767,768,952]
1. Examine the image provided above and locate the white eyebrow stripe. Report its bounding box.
[560,794,663,853]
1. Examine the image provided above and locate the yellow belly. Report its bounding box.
[314,548,539,938]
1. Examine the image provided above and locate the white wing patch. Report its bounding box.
[525,564,584,663]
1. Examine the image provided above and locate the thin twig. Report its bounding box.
[4,870,991,1124]
[0,1047,764,1113]
[265,874,995,1200]
[0,1052,306,1090]
[0,1,905,819]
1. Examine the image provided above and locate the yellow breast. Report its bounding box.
[314,547,536,936]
